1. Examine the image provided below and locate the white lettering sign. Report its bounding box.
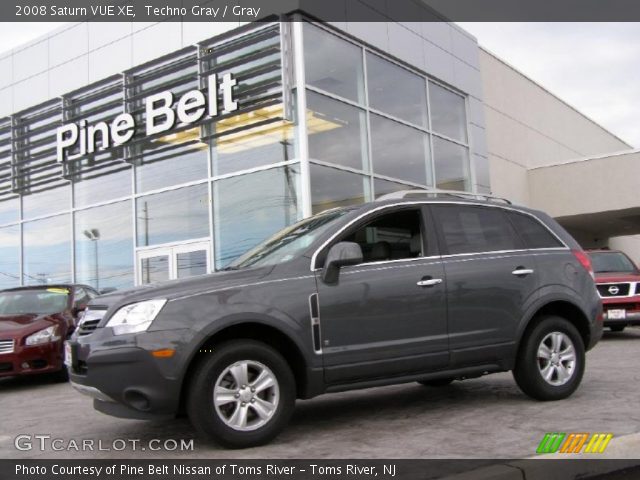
[57,73,238,162]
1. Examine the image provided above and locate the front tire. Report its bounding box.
[186,340,295,448]
[513,315,585,401]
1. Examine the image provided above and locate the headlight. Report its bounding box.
[105,299,167,336]
[25,325,61,346]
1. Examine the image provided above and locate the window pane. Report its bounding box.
[136,146,208,193]
[432,205,519,255]
[304,24,364,103]
[23,185,70,219]
[429,82,467,142]
[310,164,370,214]
[140,256,170,285]
[343,210,424,262]
[74,166,132,208]
[211,105,295,177]
[373,178,416,200]
[0,197,19,225]
[213,166,302,268]
[75,201,134,291]
[137,184,209,246]
[366,53,427,127]
[433,137,470,191]
[307,91,368,171]
[177,250,207,278]
[0,225,20,289]
[23,215,71,285]
[370,114,430,185]
[507,212,563,249]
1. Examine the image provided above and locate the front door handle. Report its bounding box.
[512,268,534,276]
[417,278,443,287]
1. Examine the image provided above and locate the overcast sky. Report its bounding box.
[458,22,640,148]
[1,22,638,148]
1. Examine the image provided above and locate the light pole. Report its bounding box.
[83,229,100,290]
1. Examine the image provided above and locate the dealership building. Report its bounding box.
[0,13,638,291]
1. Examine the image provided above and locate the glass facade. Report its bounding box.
[0,20,480,290]
[302,23,472,211]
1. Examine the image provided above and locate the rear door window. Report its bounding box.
[432,205,521,255]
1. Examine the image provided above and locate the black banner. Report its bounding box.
[1,460,640,480]
[6,0,640,22]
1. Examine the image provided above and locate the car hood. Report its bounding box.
[0,314,58,338]
[594,272,640,283]
[90,266,274,311]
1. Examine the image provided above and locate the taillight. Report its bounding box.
[573,250,594,278]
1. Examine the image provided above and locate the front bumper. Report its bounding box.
[0,340,64,378]
[601,297,640,326]
[603,311,640,325]
[68,327,193,420]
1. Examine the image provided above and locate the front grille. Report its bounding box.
[0,339,15,354]
[77,308,107,336]
[597,283,632,297]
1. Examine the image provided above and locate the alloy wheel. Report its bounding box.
[213,360,280,431]
[537,331,577,386]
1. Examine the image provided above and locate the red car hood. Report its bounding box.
[0,314,58,338]
[594,273,640,283]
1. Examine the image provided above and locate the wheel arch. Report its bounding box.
[516,298,592,359]
[178,320,314,413]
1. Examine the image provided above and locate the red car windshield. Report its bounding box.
[0,289,70,315]
[588,252,638,274]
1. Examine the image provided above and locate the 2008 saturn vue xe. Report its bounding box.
[67,192,603,448]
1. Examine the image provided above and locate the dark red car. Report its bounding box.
[588,250,640,332]
[0,285,99,380]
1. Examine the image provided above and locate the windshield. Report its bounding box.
[230,210,350,269]
[0,288,70,316]
[589,252,638,274]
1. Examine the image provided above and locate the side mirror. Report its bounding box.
[72,305,87,318]
[321,242,363,284]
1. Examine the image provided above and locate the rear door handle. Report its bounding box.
[512,268,534,276]
[417,278,443,287]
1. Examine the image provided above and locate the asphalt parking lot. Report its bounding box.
[1,328,640,460]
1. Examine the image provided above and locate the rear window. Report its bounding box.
[432,205,520,255]
[506,212,563,249]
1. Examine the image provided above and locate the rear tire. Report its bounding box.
[186,340,295,448]
[418,378,454,387]
[513,315,585,401]
[610,325,626,332]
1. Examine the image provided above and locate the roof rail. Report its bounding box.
[376,189,512,205]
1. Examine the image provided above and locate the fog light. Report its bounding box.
[21,362,29,369]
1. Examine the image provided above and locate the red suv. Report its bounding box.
[0,285,98,380]
[588,250,640,332]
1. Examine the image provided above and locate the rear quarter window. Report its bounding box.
[506,212,563,249]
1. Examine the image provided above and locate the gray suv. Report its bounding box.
[67,191,603,448]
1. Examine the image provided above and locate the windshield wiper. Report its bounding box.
[220,266,240,271]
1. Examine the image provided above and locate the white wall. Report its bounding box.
[479,48,630,206]
[479,47,640,260]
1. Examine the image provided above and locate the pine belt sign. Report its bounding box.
[56,73,238,163]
